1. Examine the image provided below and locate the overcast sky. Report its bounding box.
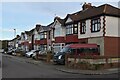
[0,0,119,40]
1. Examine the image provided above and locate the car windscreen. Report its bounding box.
[60,47,69,53]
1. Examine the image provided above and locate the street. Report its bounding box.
[2,54,119,79]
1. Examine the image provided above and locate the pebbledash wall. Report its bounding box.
[78,16,119,57]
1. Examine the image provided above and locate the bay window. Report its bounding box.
[40,32,47,40]
[66,25,73,35]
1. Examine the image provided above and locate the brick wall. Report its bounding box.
[104,36,120,57]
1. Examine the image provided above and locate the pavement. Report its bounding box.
[56,67,120,75]
[3,54,120,75]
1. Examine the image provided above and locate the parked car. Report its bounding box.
[25,50,37,58]
[12,48,21,56]
[6,49,16,55]
[32,50,48,59]
[12,52,17,56]
[32,50,41,59]
[53,44,100,65]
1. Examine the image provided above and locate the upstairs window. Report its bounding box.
[66,24,78,35]
[40,32,47,40]
[73,24,78,34]
[66,25,73,35]
[55,27,62,37]
[91,18,101,32]
[80,21,86,34]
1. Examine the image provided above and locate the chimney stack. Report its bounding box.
[82,2,92,10]
[36,24,41,28]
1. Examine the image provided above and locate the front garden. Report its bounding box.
[65,54,119,70]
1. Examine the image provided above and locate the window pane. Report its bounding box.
[80,21,86,34]
[95,24,97,31]
[74,27,78,34]
[71,27,73,34]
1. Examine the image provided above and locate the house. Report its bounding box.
[33,24,42,50]
[52,16,66,53]
[74,3,120,57]
[46,22,54,51]
[39,26,49,51]
[21,32,26,51]
[24,31,31,51]
[15,35,21,49]
[8,35,20,50]
[21,31,31,51]
[8,39,14,50]
[29,29,35,51]
[64,12,83,44]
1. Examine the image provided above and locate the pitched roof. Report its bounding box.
[39,26,49,33]
[54,16,65,25]
[42,26,49,31]
[65,4,120,23]
[25,31,31,35]
[30,29,34,33]
[47,22,54,27]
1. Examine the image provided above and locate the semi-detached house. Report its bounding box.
[34,24,42,50]
[21,32,26,51]
[46,22,54,51]
[21,29,34,51]
[52,17,66,53]
[64,3,120,57]
[39,26,49,51]
[21,31,31,51]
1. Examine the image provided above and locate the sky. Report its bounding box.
[0,0,119,40]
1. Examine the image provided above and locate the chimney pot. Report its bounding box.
[82,3,92,10]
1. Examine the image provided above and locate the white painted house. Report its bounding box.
[52,17,66,53]
[76,3,120,56]
[33,24,42,50]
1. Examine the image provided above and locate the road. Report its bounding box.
[2,54,119,79]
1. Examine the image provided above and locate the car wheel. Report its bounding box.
[30,54,33,57]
